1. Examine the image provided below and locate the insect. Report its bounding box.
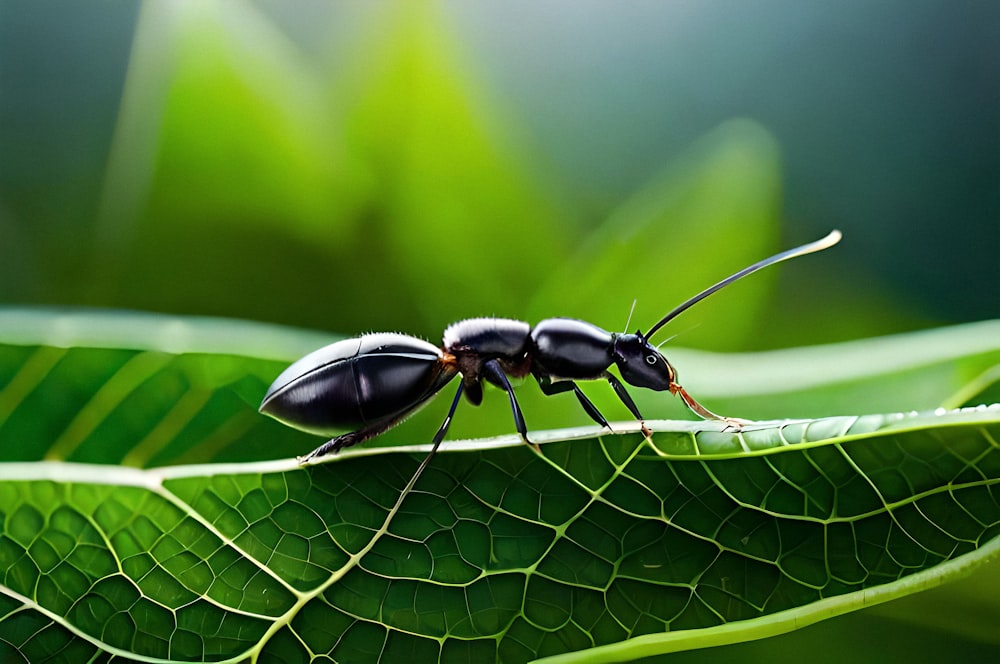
[261,230,841,462]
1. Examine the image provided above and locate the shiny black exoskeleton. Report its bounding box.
[260,231,841,462]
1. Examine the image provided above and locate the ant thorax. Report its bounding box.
[442,318,531,357]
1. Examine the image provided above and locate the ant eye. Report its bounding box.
[645,354,657,365]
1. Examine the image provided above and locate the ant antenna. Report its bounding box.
[655,333,680,350]
[623,299,638,333]
[654,321,700,350]
[644,230,842,340]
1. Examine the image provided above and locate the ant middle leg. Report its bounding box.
[481,359,537,452]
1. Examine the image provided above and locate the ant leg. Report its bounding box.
[670,384,748,430]
[536,376,611,430]
[601,372,653,438]
[300,383,466,465]
[299,438,343,464]
[400,382,466,481]
[600,372,644,419]
[481,359,537,452]
[378,384,466,518]
[299,417,401,463]
[431,382,465,445]
[570,384,611,430]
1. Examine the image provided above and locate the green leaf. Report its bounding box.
[0,309,331,467]
[1,309,999,662]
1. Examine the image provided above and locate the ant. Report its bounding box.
[261,231,841,463]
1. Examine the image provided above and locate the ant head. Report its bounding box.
[612,332,676,391]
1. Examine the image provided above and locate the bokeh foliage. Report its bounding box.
[0,1,997,662]
[2,1,976,346]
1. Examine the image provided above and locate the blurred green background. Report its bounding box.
[0,3,998,662]
[0,0,996,352]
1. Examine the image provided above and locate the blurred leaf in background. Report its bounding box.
[87,1,567,335]
[0,1,997,661]
[91,1,364,324]
[3,0,995,349]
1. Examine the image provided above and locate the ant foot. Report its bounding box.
[298,431,358,465]
[720,417,751,432]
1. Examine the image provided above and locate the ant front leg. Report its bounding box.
[600,372,653,439]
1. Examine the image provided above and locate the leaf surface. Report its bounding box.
[1,309,998,662]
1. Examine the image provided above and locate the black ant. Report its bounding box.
[261,231,841,463]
